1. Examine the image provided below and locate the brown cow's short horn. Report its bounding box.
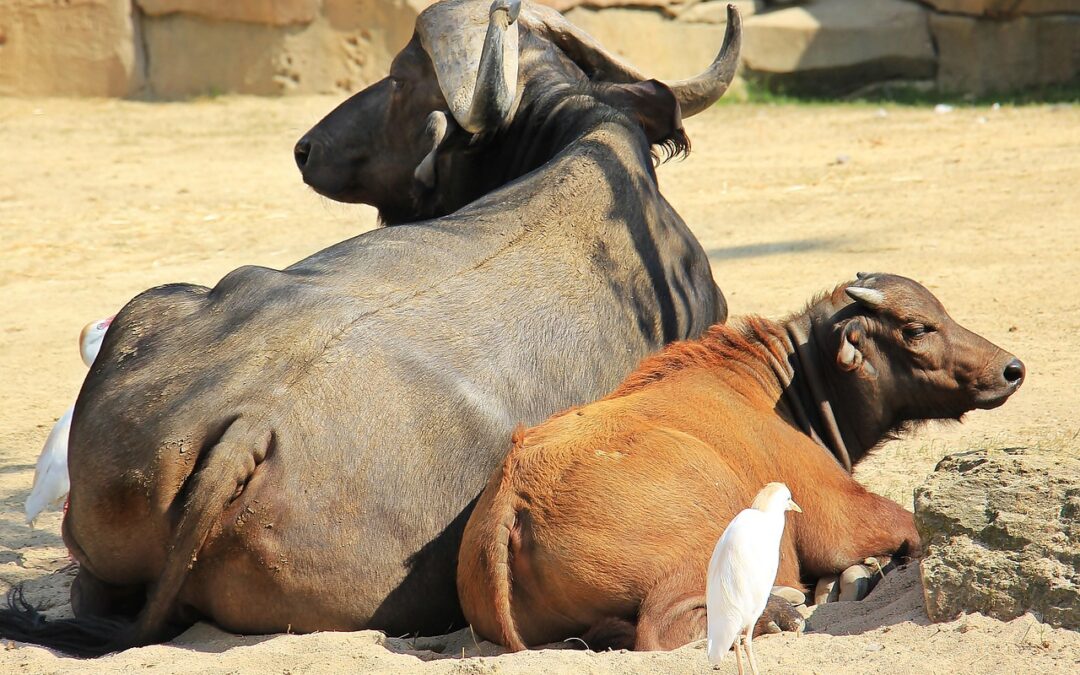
[846,286,886,309]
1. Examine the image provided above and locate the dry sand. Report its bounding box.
[0,96,1077,673]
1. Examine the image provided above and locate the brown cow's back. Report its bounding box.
[458,366,815,647]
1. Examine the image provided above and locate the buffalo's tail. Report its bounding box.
[0,417,271,657]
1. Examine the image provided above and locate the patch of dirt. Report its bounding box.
[0,97,1077,673]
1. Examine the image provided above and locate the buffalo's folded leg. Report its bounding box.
[70,566,144,619]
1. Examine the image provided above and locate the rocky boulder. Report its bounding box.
[0,0,144,97]
[135,0,321,26]
[921,1,1078,18]
[914,448,1080,630]
[931,12,1080,95]
[740,0,936,95]
[142,0,434,97]
[562,7,729,80]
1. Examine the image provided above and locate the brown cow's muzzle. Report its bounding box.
[974,355,1026,409]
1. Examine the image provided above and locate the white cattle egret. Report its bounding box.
[79,316,113,367]
[706,482,801,674]
[25,316,114,526]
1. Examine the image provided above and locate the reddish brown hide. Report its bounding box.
[457,273,1024,652]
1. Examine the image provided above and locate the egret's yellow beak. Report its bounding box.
[788,499,802,513]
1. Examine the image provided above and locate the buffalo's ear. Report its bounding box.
[837,318,875,376]
[413,111,457,190]
[605,79,685,148]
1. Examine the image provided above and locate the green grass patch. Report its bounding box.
[716,77,1080,108]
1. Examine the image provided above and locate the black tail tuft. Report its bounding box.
[0,585,129,658]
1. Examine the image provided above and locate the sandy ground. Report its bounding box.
[0,96,1077,673]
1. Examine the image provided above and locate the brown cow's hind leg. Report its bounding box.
[634,566,707,651]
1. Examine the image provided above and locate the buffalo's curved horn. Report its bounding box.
[846,287,886,309]
[664,4,742,117]
[523,3,742,117]
[418,0,522,135]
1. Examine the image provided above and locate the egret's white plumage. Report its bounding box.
[25,316,113,526]
[706,482,801,674]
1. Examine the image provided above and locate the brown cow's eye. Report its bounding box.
[902,324,929,340]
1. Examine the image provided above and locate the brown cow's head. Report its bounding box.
[814,273,1024,460]
[294,0,741,224]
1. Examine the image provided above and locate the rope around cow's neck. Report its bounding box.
[783,321,853,473]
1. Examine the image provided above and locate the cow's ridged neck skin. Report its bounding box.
[780,318,853,472]
[756,290,888,471]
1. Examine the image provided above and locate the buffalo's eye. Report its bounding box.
[902,323,931,341]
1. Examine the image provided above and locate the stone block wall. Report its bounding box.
[0,0,1077,98]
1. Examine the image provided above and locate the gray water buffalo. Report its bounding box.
[0,0,741,657]
[295,0,736,224]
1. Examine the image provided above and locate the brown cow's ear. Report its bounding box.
[605,79,684,147]
[837,319,868,373]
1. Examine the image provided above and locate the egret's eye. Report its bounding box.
[902,323,930,341]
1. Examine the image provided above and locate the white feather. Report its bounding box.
[25,316,113,526]
[25,405,73,526]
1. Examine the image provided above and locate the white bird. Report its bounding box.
[706,482,802,675]
[25,315,114,526]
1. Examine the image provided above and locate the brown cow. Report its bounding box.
[457,273,1025,652]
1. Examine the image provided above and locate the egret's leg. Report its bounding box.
[733,636,745,675]
[744,627,760,675]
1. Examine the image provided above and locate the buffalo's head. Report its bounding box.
[295,0,741,224]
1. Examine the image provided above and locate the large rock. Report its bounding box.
[741,0,935,95]
[143,0,432,97]
[0,0,144,97]
[931,12,1080,95]
[914,448,1080,630]
[538,0,685,15]
[563,7,729,80]
[677,0,762,25]
[921,1,1080,18]
[135,0,320,26]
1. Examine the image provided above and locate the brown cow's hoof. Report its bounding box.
[827,556,904,603]
[754,594,804,637]
[814,575,839,604]
[838,564,873,601]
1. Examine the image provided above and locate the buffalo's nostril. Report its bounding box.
[1003,358,1025,384]
[294,138,312,170]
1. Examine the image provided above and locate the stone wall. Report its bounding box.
[1,0,1077,98]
